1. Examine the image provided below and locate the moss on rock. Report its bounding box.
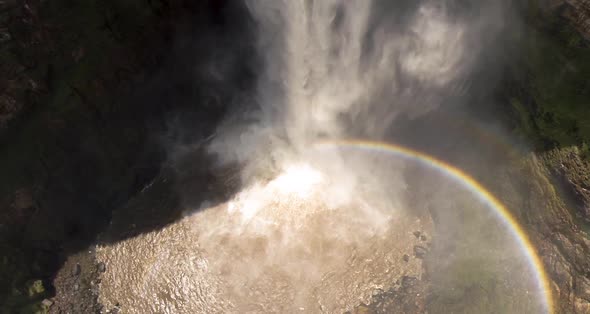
[27,280,45,298]
[508,3,590,153]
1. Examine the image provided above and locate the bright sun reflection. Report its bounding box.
[226,163,326,223]
[269,164,324,198]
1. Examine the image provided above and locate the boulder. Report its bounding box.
[413,245,428,259]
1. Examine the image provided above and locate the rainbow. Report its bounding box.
[315,139,554,313]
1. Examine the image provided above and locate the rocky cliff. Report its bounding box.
[0,1,170,311]
[548,0,590,39]
[0,1,253,312]
[504,2,590,312]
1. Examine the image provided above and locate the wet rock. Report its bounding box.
[353,305,370,314]
[110,303,121,314]
[372,288,384,297]
[41,299,53,307]
[402,254,410,262]
[401,276,418,288]
[72,263,81,276]
[545,0,590,40]
[413,245,428,259]
[413,231,421,239]
[97,262,106,273]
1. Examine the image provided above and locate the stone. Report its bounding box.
[72,263,81,276]
[97,262,106,273]
[41,299,53,307]
[413,245,428,259]
[552,0,590,40]
[401,276,418,288]
[372,288,384,296]
[402,254,410,262]
[420,235,427,241]
[413,231,421,239]
[73,283,79,291]
[354,305,370,314]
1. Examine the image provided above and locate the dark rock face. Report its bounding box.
[546,0,590,39]
[0,0,255,311]
[545,148,590,223]
[539,150,590,312]
[97,262,106,273]
[495,153,590,313]
[354,275,429,314]
[72,264,81,277]
[503,4,590,310]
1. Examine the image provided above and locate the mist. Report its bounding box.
[97,1,547,313]
[208,0,509,181]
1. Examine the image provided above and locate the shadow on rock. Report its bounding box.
[0,0,256,311]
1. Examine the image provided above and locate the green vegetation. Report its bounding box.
[0,272,50,313]
[508,5,590,153]
[0,0,161,196]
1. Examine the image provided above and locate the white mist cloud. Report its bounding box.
[207,0,487,183]
[97,1,547,313]
[202,2,482,285]
[192,0,539,311]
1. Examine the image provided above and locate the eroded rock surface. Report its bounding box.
[95,164,434,313]
[547,0,590,39]
[495,151,590,313]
